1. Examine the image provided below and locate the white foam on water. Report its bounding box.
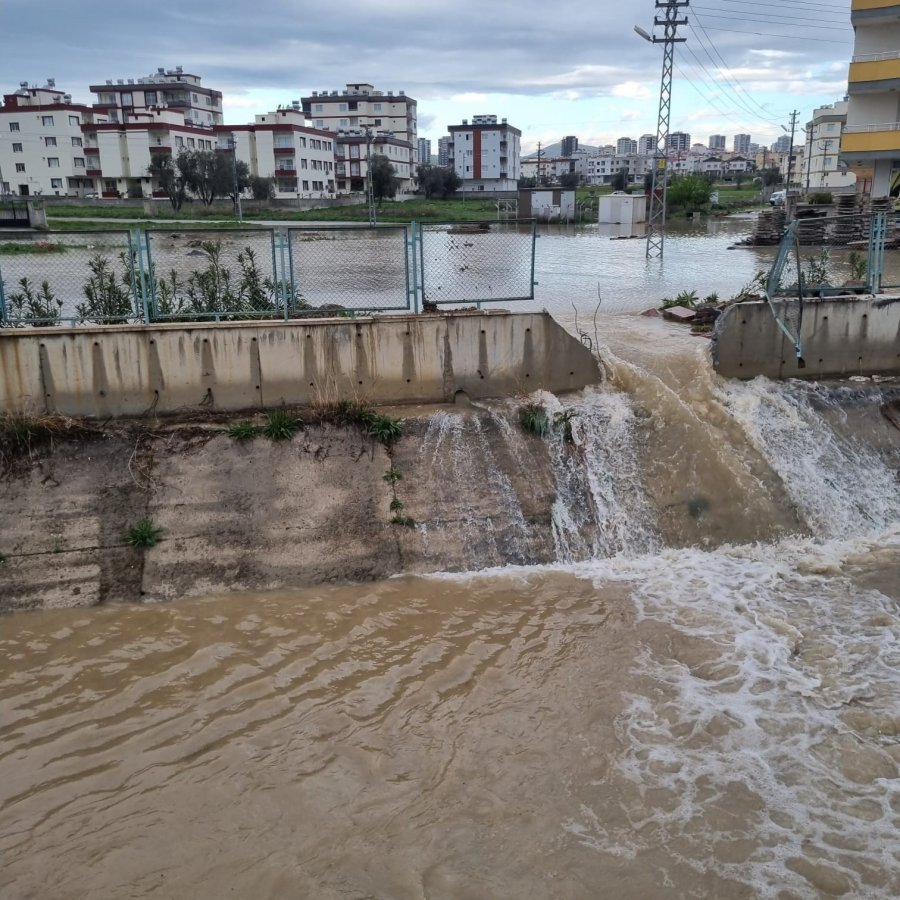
[564,529,900,898]
[717,378,900,540]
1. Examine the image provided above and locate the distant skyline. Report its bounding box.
[1,1,854,154]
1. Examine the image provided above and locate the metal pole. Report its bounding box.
[365,129,376,226]
[785,110,799,195]
[640,1,689,259]
[231,135,243,223]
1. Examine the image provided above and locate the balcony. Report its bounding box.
[149,145,172,154]
[276,168,297,177]
[849,52,900,90]
[86,169,102,177]
[840,121,900,154]
[851,0,900,23]
[273,146,295,154]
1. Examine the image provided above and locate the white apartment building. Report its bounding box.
[638,134,657,156]
[221,107,335,197]
[334,132,413,193]
[300,83,416,174]
[89,67,223,127]
[709,134,726,150]
[585,153,651,185]
[82,107,218,198]
[616,136,637,155]
[0,81,102,197]
[447,115,521,191]
[733,133,751,154]
[804,101,856,192]
[666,131,691,152]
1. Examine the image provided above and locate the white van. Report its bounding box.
[770,190,787,207]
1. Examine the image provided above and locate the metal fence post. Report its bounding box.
[531,221,539,298]
[131,227,150,324]
[409,220,420,314]
[867,211,886,295]
[278,227,290,320]
[0,251,6,325]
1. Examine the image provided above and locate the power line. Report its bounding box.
[716,0,848,10]
[691,9,851,31]
[695,24,851,44]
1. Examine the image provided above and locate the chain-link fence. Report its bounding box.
[1,220,540,327]
[419,221,537,306]
[287,225,411,313]
[0,231,140,326]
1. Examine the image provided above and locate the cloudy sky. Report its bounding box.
[2,0,854,153]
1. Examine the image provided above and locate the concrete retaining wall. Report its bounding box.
[711,296,900,380]
[0,311,599,417]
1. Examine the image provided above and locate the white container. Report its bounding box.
[598,192,646,225]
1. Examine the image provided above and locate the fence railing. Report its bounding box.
[0,220,539,327]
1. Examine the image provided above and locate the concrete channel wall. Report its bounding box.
[0,311,600,417]
[711,296,900,380]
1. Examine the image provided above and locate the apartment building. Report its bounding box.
[334,132,413,193]
[89,67,223,127]
[417,137,431,166]
[840,0,900,196]
[585,154,651,185]
[80,106,220,198]
[220,106,335,197]
[709,134,726,151]
[437,136,451,167]
[0,80,101,197]
[733,133,751,154]
[616,136,637,155]
[666,131,691,152]
[561,135,579,157]
[447,115,521,191]
[300,84,416,174]
[638,134,657,156]
[805,101,856,192]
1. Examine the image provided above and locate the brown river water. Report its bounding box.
[3,231,900,897]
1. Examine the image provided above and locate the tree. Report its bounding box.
[610,170,631,193]
[370,154,399,201]
[559,171,580,190]
[760,166,783,187]
[734,170,746,189]
[518,175,538,189]
[176,149,249,206]
[666,173,713,213]
[148,155,186,211]
[249,176,275,201]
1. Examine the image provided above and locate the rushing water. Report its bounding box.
[3,221,900,897]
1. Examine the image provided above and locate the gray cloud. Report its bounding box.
[2,0,852,117]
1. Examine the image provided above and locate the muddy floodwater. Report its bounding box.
[2,218,900,897]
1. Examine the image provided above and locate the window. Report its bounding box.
[121,92,133,106]
[104,180,117,192]
[277,159,295,171]
[175,135,184,147]
[192,93,198,103]
[340,119,348,127]
[205,96,213,106]
[373,103,382,112]
[145,91,158,105]
[51,178,63,189]
[339,103,347,112]
[297,137,306,148]
[42,115,54,126]
[315,104,323,113]
[374,119,381,127]
[9,122,20,131]
[71,136,82,147]
[15,163,25,172]
[300,159,308,169]
[187,138,195,148]
[74,157,85,168]
[47,158,60,168]
[12,143,22,153]
[315,119,324,128]
[302,180,310,191]
[45,136,57,147]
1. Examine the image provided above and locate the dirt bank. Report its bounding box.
[0,408,559,614]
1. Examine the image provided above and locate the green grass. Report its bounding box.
[46,219,259,232]
[520,402,550,437]
[263,410,302,441]
[390,514,416,528]
[126,518,164,548]
[0,240,67,255]
[382,466,403,484]
[226,421,261,442]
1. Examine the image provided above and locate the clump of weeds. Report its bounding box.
[126,518,164,548]
[227,421,262,442]
[263,410,302,441]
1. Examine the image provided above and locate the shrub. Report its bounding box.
[847,251,867,282]
[383,466,403,484]
[263,410,302,441]
[390,514,416,528]
[5,277,62,324]
[520,402,550,436]
[226,422,261,441]
[126,518,164,548]
[554,409,578,444]
[76,254,135,324]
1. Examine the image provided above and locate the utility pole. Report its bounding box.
[784,110,799,195]
[635,0,689,259]
[230,134,243,223]
[365,128,376,226]
[537,141,542,185]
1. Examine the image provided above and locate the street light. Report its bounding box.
[634,25,653,42]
